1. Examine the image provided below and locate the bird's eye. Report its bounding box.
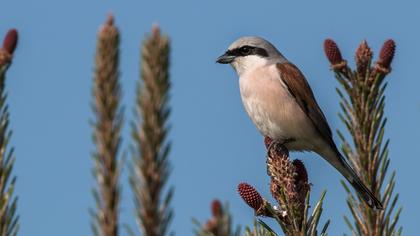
[240,46,251,55]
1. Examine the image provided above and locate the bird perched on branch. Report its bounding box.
[216,36,382,209]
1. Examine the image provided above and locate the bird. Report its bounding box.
[216,36,382,209]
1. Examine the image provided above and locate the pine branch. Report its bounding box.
[243,220,277,236]
[130,25,173,236]
[324,38,401,235]
[237,138,329,236]
[91,14,122,236]
[0,29,19,236]
[193,200,240,236]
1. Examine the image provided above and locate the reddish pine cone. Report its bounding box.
[238,183,263,211]
[264,136,273,149]
[211,199,222,217]
[2,29,18,55]
[324,39,343,65]
[266,142,297,203]
[292,159,308,183]
[378,39,396,69]
[292,159,310,205]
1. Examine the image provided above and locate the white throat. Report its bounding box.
[230,55,269,76]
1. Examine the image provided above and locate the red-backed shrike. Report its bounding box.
[217,36,382,209]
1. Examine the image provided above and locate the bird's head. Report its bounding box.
[216,36,285,75]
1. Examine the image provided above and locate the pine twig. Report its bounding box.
[193,200,240,236]
[91,14,122,236]
[237,138,329,236]
[130,24,173,236]
[0,28,19,236]
[324,38,401,236]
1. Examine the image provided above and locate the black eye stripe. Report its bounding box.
[226,46,269,58]
[254,47,269,57]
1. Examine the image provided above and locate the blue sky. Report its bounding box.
[1,0,418,235]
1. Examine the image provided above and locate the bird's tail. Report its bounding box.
[321,147,383,210]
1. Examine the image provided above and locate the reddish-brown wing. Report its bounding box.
[276,63,334,144]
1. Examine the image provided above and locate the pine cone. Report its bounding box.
[267,142,297,203]
[355,40,373,78]
[378,39,396,69]
[0,29,18,66]
[264,136,273,149]
[238,183,263,212]
[324,39,346,70]
[373,39,395,75]
[292,159,310,215]
[211,199,222,217]
[2,29,18,55]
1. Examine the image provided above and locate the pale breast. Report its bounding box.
[239,64,318,151]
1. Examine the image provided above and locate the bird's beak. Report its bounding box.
[216,53,235,64]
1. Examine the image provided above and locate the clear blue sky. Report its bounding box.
[1,0,418,235]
